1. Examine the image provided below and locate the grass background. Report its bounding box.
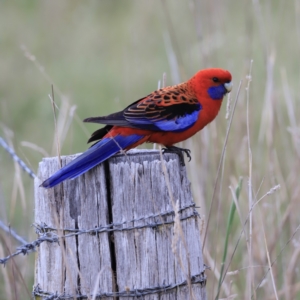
[1,0,300,299]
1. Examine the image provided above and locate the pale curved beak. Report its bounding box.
[224,81,233,93]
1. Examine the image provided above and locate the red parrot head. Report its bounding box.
[191,68,232,100]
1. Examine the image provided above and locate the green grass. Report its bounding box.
[1,0,300,299]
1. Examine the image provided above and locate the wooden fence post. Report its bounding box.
[34,149,207,299]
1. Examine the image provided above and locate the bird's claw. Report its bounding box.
[162,146,192,166]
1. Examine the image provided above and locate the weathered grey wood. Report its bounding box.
[109,150,206,300]
[35,155,113,299]
[34,149,206,299]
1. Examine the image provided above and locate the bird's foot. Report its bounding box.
[162,146,192,166]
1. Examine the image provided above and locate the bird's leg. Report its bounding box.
[162,146,192,166]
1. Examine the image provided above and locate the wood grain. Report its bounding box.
[34,149,206,299]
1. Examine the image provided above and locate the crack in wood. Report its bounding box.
[104,160,119,297]
[75,220,81,296]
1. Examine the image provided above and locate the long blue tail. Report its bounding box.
[41,134,144,188]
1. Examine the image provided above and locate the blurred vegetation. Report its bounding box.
[1,0,300,299]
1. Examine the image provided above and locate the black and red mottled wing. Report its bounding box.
[84,86,202,133]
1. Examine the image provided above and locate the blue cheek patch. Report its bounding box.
[207,85,227,100]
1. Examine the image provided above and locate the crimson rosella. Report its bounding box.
[41,68,232,188]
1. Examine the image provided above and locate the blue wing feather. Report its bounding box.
[126,108,200,132]
[84,90,202,133]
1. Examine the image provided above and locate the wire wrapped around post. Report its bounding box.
[34,149,206,300]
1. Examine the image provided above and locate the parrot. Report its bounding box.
[41,68,232,188]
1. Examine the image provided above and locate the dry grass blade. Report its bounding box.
[2,2,300,298]
[2,229,32,300]
[160,0,186,80]
[285,243,300,300]
[204,247,231,297]
[216,179,243,297]
[0,241,12,299]
[0,137,36,179]
[246,59,254,300]
[259,208,279,300]
[254,223,300,296]
[0,220,27,245]
[20,141,49,157]
[203,80,242,249]
[49,85,61,167]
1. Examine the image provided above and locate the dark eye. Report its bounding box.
[212,77,219,83]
